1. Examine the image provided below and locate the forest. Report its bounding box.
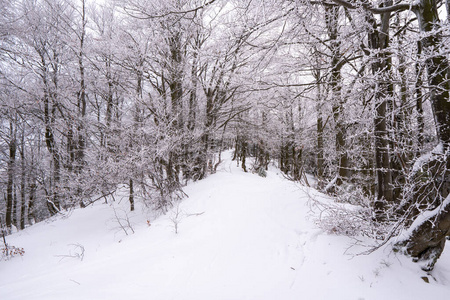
[1,0,450,271]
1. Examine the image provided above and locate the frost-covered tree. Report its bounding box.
[325,0,450,270]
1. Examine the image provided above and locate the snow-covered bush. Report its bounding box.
[316,203,384,238]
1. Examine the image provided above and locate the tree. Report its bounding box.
[330,0,450,270]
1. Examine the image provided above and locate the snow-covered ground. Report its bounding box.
[1,151,449,300]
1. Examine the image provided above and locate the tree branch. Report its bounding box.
[125,0,217,20]
[329,0,416,14]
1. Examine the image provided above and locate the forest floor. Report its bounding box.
[1,151,450,299]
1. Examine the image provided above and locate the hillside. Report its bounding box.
[1,152,449,300]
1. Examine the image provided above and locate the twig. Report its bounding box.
[55,243,85,261]
[185,211,205,217]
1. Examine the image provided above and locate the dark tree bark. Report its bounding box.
[447,0,450,23]
[105,58,114,131]
[38,49,61,215]
[188,48,198,132]
[393,15,414,165]
[241,139,248,173]
[366,4,395,220]
[164,22,185,186]
[324,5,349,186]
[415,41,425,153]
[188,30,205,133]
[416,1,450,149]
[67,124,75,172]
[311,47,325,187]
[233,135,248,173]
[6,121,16,232]
[20,131,26,230]
[76,0,87,172]
[13,176,17,228]
[168,31,184,130]
[317,106,324,180]
[129,178,134,212]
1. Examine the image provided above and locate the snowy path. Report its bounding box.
[1,152,450,299]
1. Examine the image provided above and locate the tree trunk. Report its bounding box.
[76,0,87,172]
[325,5,349,186]
[366,6,395,221]
[129,178,134,212]
[415,41,425,153]
[169,32,184,130]
[447,0,450,23]
[188,46,199,131]
[241,139,248,173]
[392,15,413,177]
[105,58,114,130]
[13,182,17,228]
[28,183,36,225]
[67,123,75,172]
[20,131,26,230]
[416,0,450,149]
[317,108,324,183]
[311,48,325,187]
[6,121,16,232]
[40,52,61,215]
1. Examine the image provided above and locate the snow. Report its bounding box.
[412,142,444,173]
[1,151,450,300]
[396,194,450,245]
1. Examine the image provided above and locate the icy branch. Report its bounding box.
[329,0,416,14]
